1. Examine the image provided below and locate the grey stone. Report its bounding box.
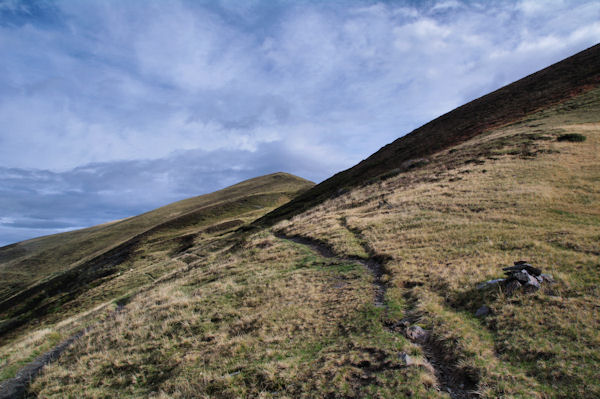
[524,265,542,276]
[475,305,491,318]
[523,273,540,291]
[514,260,528,265]
[399,352,413,366]
[512,270,532,283]
[504,280,522,296]
[406,325,429,343]
[503,264,542,276]
[476,278,505,290]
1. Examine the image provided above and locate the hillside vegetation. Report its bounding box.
[26,86,600,399]
[0,173,313,379]
[0,172,312,303]
[1,46,599,398]
[275,87,600,398]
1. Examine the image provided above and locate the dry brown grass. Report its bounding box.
[275,88,600,398]
[0,174,313,384]
[30,231,444,398]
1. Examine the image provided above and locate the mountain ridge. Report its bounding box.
[255,43,600,226]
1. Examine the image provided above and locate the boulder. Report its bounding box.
[406,325,429,343]
[512,270,532,284]
[475,305,490,318]
[523,273,540,292]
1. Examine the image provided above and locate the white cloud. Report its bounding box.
[431,0,464,12]
[0,0,599,243]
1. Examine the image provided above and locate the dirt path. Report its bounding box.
[276,229,477,399]
[274,232,386,307]
[0,305,124,399]
[0,329,86,399]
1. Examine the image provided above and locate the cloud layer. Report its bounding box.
[1,0,599,245]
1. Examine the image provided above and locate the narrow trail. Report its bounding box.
[0,305,124,399]
[276,228,477,399]
[0,330,86,399]
[274,232,386,307]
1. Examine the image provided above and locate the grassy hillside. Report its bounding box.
[0,172,312,303]
[3,48,600,398]
[274,88,600,397]
[0,173,313,349]
[255,43,600,226]
[24,87,599,399]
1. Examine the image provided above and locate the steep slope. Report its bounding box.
[256,43,600,226]
[0,173,313,344]
[23,47,600,398]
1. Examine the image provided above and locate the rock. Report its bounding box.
[504,280,522,296]
[540,273,554,283]
[475,305,490,318]
[503,268,516,275]
[524,265,542,276]
[503,264,542,276]
[514,260,528,265]
[399,352,413,366]
[523,273,540,292]
[512,270,532,284]
[406,325,429,343]
[476,278,505,290]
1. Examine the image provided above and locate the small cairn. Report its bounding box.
[477,260,554,297]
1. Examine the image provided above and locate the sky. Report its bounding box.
[0,0,599,246]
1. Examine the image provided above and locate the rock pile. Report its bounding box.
[477,260,554,297]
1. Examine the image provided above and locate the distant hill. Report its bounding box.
[255,43,600,226]
[0,172,313,340]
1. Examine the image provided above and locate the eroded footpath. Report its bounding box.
[275,230,478,399]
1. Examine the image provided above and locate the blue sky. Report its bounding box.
[0,0,599,246]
